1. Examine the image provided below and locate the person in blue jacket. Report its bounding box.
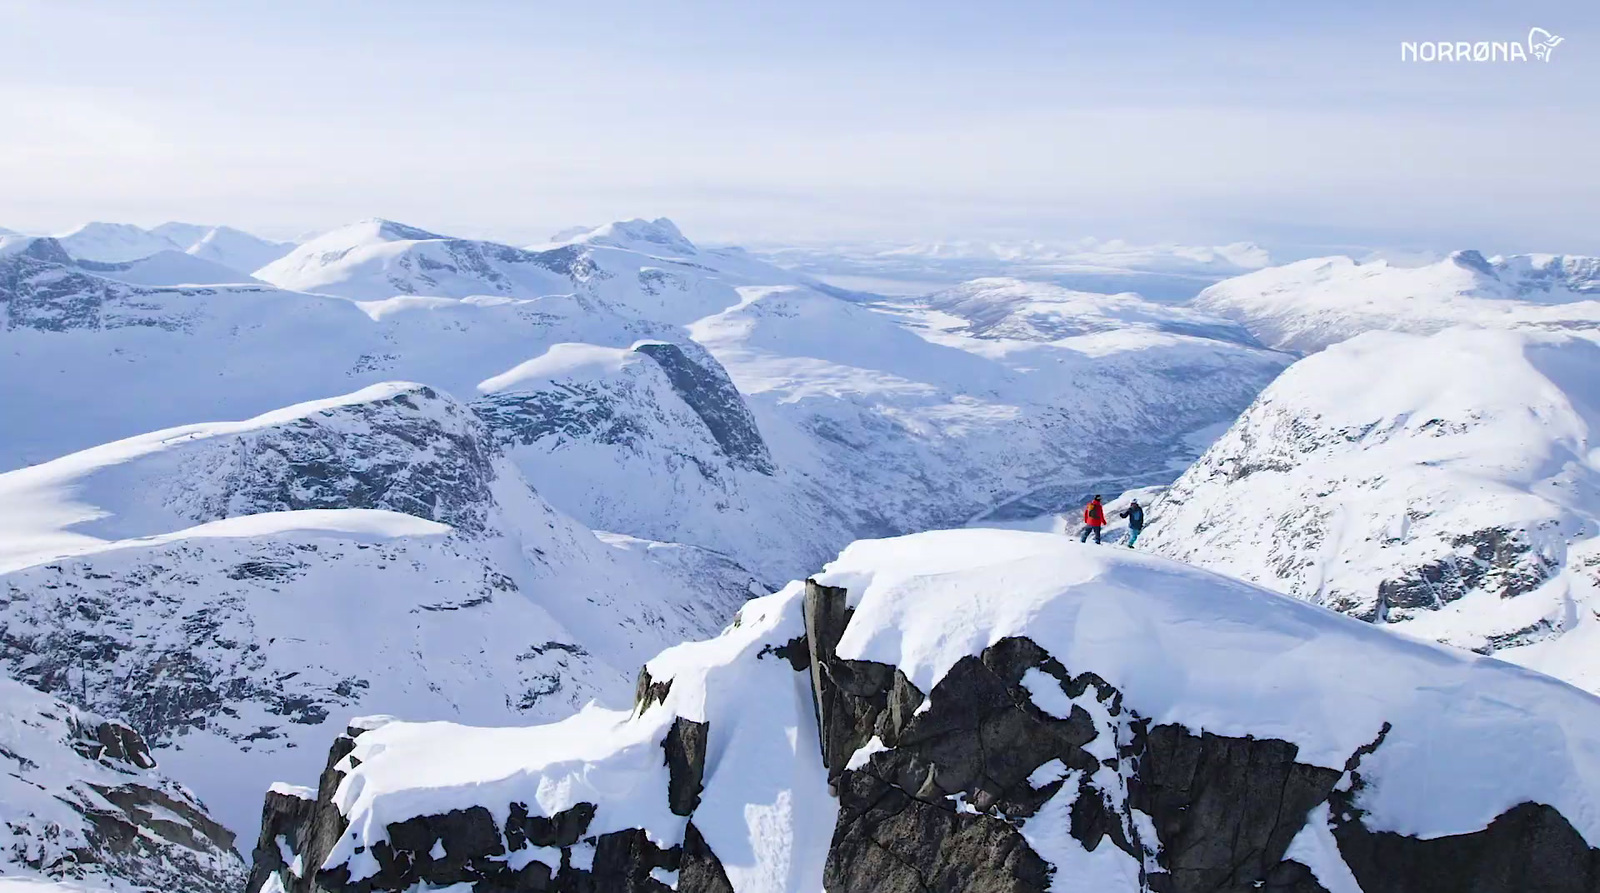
[1120,499,1146,548]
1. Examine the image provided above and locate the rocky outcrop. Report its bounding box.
[172,384,499,534]
[251,721,735,893]
[632,342,774,474]
[0,676,246,893]
[251,573,1600,893]
[796,581,1600,893]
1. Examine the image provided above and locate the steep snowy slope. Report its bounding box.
[475,340,849,582]
[0,676,245,893]
[1196,250,1600,353]
[253,530,1600,893]
[1144,327,1600,690]
[53,223,180,263]
[0,383,758,839]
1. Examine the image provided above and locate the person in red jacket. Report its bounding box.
[1079,494,1106,544]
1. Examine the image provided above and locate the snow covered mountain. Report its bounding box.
[256,216,799,325]
[759,237,1273,301]
[53,223,183,264]
[1143,327,1600,692]
[690,280,1287,537]
[0,382,759,839]
[474,339,851,582]
[154,223,295,274]
[251,529,1600,893]
[1196,250,1600,353]
[41,222,292,278]
[0,675,245,893]
[2,218,1287,583]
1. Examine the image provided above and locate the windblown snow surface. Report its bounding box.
[263,530,1600,893]
[1144,326,1600,693]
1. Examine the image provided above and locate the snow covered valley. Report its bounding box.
[2,218,1600,892]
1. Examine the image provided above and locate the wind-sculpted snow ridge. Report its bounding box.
[0,383,760,841]
[1145,327,1600,692]
[1196,250,1600,354]
[250,529,1600,893]
[0,675,246,893]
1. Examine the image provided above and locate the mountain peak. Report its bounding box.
[1449,248,1497,277]
[578,217,696,255]
[0,234,73,265]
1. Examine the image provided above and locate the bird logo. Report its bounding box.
[1528,27,1564,61]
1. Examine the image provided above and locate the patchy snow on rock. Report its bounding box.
[0,675,246,893]
[1144,327,1600,692]
[0,383,757,841]
[255,529,1600,893]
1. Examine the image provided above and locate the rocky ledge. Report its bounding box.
[247,530,1600,893]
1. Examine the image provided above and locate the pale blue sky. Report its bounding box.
[0,0,1593,255]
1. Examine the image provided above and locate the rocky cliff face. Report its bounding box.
[245,530,1600,893]
[0,675,246,893]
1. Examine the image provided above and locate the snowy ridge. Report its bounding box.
[1145,327,1600,692]
[251,530,1600,893]
[0,383,759,840]
[0,675,245,893]
[1197,250,1600,353]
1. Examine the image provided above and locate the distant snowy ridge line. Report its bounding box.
[1195,249,1600,353]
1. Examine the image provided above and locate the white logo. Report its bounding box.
[1401,27,1565,62]
[1529,27,1564,61]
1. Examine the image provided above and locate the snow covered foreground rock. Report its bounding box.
[251,530,1600,893]
[0,675,245,893]
[1144,327,1600,692]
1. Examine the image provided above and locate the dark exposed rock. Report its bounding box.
[663,717,708,816]
[255,577,1600,893]
[632,342,774,474]
[179,384,499,535]
[634,667,673,713]
[1377,526,1557,617]
[1334,802,1600,893]
[1132,726,1341,892]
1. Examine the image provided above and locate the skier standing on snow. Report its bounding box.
[1120,499,1145,548]
[1079,495,1106,544]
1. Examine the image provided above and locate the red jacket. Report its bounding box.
[1084,500,1105,527]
